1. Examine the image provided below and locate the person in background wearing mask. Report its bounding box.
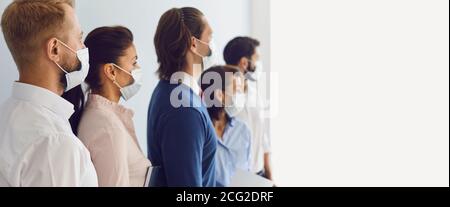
[223,37,274,181]
[147,7,217,187]
[200,66,252,187]
[0,0,97,187]
[62,26,151,187]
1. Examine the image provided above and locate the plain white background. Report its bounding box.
[0,0,448,187]
[271,0,449,186]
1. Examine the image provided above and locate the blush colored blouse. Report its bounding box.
[78,94,151,187]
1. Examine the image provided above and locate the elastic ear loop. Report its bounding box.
[110,64,123,89]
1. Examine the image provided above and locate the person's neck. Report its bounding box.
[91,85,121,103]
[184,52,201,78]
[182,65,194,77]
[213,110,228,139]
[18,66,64,96]
[183,55,196,77]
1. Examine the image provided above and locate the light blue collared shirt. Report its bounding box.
[215,116,252,187]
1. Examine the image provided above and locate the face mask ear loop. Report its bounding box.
[54,60,69,74]
[112,77,123,90]
[56,38,77,54]
[110,64,123,90]
[53,39,75,74]
[192,37,211,58]
[112,63,133,76]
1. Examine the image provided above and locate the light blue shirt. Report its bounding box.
[215,117,252,187]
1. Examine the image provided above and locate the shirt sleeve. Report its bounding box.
[159,108,206,187]
[85,127,130,187]
[20,133,98,187]
[260,110,272,153]
[253,80,272,153]
[262,128,271,153]
[245,126,252,172]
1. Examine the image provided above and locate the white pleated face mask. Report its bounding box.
[53,39,90,92]
[112,63,143,101]
[193,38,219,71]
[224,92,246,117]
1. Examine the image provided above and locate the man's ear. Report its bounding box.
[47,38,60,63]
[103,63,117,82]
[238,57,249,71]
[238,57,250,72]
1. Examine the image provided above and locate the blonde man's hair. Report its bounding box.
[1,0,75,68]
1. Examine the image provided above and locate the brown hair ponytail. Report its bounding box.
[154,7,205,80]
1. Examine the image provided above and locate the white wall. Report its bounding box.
[251,0,271,73]
[0,1,18,102]
[0,0,252,155]
[271,0,449,187]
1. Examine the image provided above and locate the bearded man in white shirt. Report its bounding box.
[224,37,274,181]
[0,0,98,187]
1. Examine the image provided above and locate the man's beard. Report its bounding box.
[247,63,256,73]
[59,59,82,90]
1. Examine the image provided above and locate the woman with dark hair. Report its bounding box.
[147,7,217,187]
[62,26,150,187]
[200,66,252,187]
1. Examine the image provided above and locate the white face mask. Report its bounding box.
[53,39,90,92]
[112,63,143,101]
[193,38,219,71]
[224,92,246,117]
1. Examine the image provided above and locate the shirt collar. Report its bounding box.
[87,94,134,118]
[170,72,201,95]
[227,115,236,127]
[217,116,236,149]
[12,82,74,120]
